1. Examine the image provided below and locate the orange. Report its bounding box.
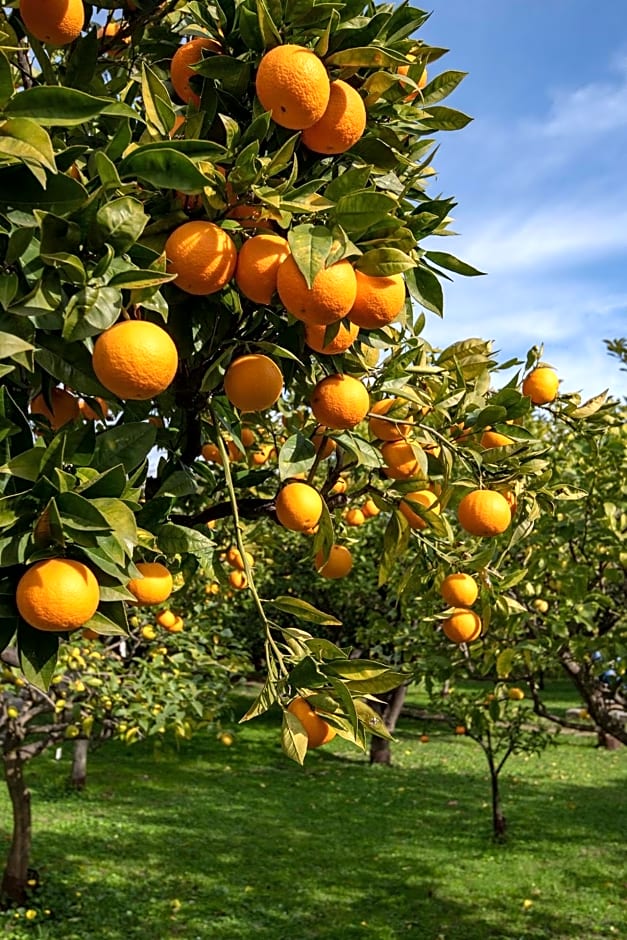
[311,431,336,459]
[228,570,248,590]
[369,398,412,441]
[522,367,559,405]
[301,80,366,154]
[500,488,518,516]
[440,573,479,608]
[227,439,243,462]
[170,37,222,107]
[30,387,80,430]
[201,443,223,464]
[398,63,428,102]
[344,507,365,526]
[480,429,513,448]
[277,256,357,326]
[287,696,336,748]
[163,615,184,633]
[16,559,99,632]
[310,374,370,430]
[20,0,84,46]
[156,609,178,628]
[454,725,466,735]
[78,397,109,422]
[305,319,359,355]
[458,489,511,537]
[128,562,173,605]
[442,609,482,644]
[241,427,256,448]
[166,221,237,295]
[225,546,253,571]
[508,687,525,701]
[362,498,380,518]
[275,482,323,532]
[250,442,274,466]
[92,320,178,401]
[223,354,283,412]
[399,489,440,530]
[348,270,406,329]
[225,204,275,232]
[315,544,353,579]
[330,477,347,495]
[255,45,330,130]
[97,20,130,53]
[235,234,290,304]
[381,440,424,480]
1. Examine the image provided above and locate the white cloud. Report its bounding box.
[539,55,627,139]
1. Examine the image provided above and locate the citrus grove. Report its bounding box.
[0,0,611,895]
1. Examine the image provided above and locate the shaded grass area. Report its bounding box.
[0,685,625,939]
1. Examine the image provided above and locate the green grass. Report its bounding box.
[0,683,625,940]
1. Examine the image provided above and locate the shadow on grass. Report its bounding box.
[21,727,625,940]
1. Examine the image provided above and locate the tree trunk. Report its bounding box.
[489,762,507,842]
[369,685,407,765]
[1,749,32,905]
[70,738,89,790]
[561,650,627,745]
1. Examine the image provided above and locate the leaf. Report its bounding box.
[93,423,156,472]
[118,147,211,194]
[355,248,415,276]
[421,105,473,131]
[425,251,485,278]
[82,607,128,636]
[107,269,176,290]
[269,596,341,626]
[496,648,515,679]
[0,118,57,174]
[420,70,467,105]
[325,165,372,202]
[325,46,407,68]
[334,190,397,237]
[0,332,35,359]
[278,433,315,480]
[156,522,215,559]
[281,710,308,765]
[4,86,120,126]
[569,390,609,419]
[379,510,409,586]
[141,61,175,137]
[239,678,278,721]
[407,264,444,316]
[17,622,59,691]
[0,166,87,212]
[62,286,122,341]
[0,50,12,110]
[91,498,138,557]
[287,224,334,288]
[95,197,148,253]
[354,699,393,739]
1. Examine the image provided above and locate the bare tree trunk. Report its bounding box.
[70,738,89,790]
[369,685,407,765]
[561,650,627,745]
[1,749,32,905]
[487,753,507,842]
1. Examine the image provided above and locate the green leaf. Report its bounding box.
[239,677,278,721]
[62,286,122,341]
[82,606,128,636]
[496,648,515,679]
[269,596,341,626]
[354,699,393,739]
[425,251,485,278]
[334,190,397,237]
[118,147,211,194]
[355,248,415,276]
[156,522,214,559]
[325,46,407,68]
[287,224,334,288]
[379,510,409,585]
[281,709,308,765]
[420,70,467,106]
[407,264,444,316]
[4,86,120,126]
[325,165,372,202]
[107,269,176,290]
[0,166,87,212]
[141,61,175,137]
[0,332,35,359]
[421,106,473,131]
[95,197,148,253]
[278,433,315,480]
[91,498,137,557]
[569,390,609,419]
[0,118,57,174]
[17,622,59,691]
[93,423,156,472]
[0,51,13,110]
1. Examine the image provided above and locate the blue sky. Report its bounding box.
[419,0,627,400]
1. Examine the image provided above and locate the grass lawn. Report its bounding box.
[0,682,625,939]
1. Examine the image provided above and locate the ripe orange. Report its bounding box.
[241,427,256,448]
[128,562,173,605]
[458,489,512,537]
[362,498,380,518]
[235,234,290,304]
[277,256,357,326]
[30,387,80,430]
[201,443,223,464]
[223,354,283,412]
[500,488,518,516]
[348,271,406,329]
[170,37,222,106]
[442,609,482,644]
[166,221,237,295]
[381,440,424,480]
[454,725,466,735]
[16,558,99,632]
[250,442,274,466]
[330,477,347,495]
[480,429,513,448]
[522,367,559,405]
[344,507,365,526]
[305,319,359,355]
[315,544,353,579]
[228,570,248,590]
[225,204,275,232]
[440,573,479,608]
[311,431,336,459]
[163,615,184,633]
[287,696,336,748]
[225,546,253,571]
[255,45,330,130]
[156,610,178,629]
[310,374,370,430]
[398,63,428,102]
[92,320,178,401]
[399,489,440,529]
[20,0,84,46]
[369,398,412,441]
[301,80,367,154]
[275,482,323,532]
[78,397,109,422]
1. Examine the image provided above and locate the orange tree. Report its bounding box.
[0,0,604,816]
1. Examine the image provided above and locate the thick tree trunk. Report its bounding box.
[1,749,32,905]
[369,685,407,765]
[70,738,89,790]
[561,650,627,745]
